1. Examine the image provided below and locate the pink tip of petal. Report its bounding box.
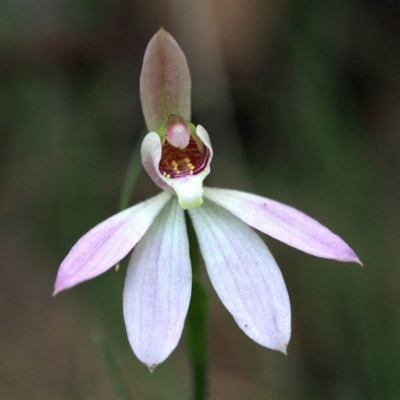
[52,276,74,296]
[52,285,62,297]
[53,192,172,296]
[204,188,362,265]
[343,250,363,266]
[52,277,78,296]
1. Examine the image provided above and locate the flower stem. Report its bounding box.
[118,131,146,211]
[92,333,135,400]
[185,212,209,400]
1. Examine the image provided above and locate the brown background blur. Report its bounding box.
[1,0,400,399]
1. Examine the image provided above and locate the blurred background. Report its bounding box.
[1,0,400,398]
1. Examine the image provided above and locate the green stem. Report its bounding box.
[92,333,135,400]
[114,131,146,271]
[185,212,209,400]
[118,131,146,211]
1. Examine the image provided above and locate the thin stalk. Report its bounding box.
[185,212,209,400]
[92,333,135,400]
[118,131,146,211]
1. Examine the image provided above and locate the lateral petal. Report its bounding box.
[123,198,191,370]
[204,188,361,264]
[189,200,291,353]
[54,191,172,294]
[141,131,171,192]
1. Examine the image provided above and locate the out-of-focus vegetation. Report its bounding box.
[1,0,400,399]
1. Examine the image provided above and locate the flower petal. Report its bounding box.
[54,191,172,294]
[171,173,205,210]
[123,198,191,370]
[188,200,291,353]
[195,124,213,156]
[204,188,361,264]
[141,131,171,192]
[140,28,191,132]
[141,125,214,209]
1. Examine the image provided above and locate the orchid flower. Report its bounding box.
[54,28,361,370]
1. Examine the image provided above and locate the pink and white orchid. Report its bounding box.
[54,28,361,370]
